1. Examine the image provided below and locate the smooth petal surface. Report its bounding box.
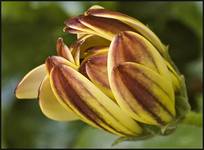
[15,64,47,99]
[39,76,79,121]
[86,5,104,11]
[63,26,85,35]
[56,37,75,63]
[108,31,171,83]
[64,16,97,35]
[71,34,110,65]
[86,8,166,55]
[79,47,114,99]
[45,56,78,73]
[165,60,181,91]
[78,15,135,41]
[50,64,142,137]
[110,62,175,125]
[72,34,110,56]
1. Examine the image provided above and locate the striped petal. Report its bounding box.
[110,62,175,125]
[15,64,47,99]
[50,64,142,137]
[45,56,78,73]
[71,34,110,65]
[78,15,135,41]
[64,16,97,35]
[39,76,79,121]
[56,37,75,63]
[108,31,172,85]
[63,26,83,34]
[71,34,110,54]
[79,47,114,99]
[86,8,166,55]
[165,60,181,91]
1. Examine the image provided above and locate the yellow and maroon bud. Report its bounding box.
[49,64,142,137]
[15,5,190,139]
[108,31,175,126]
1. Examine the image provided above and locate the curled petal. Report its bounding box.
[86,8,166,55]
[63,26,85,35]
[87,5,104,11]
[50,64,142,136]
[110,62,175,125]
[77,34,110,54]
[108,31,171,81]
[78,15,135,41]
[64,16,97,35]
[71,34,110,65]
[45,56,78,73]
[70,41,82,66]
[15,64,46,99]
[79,47,114,99]
[39,76,79,121]
[56,37,75,63]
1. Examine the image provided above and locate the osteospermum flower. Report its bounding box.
[15,5,190,138]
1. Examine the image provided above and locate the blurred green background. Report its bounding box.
[1,1,203,148]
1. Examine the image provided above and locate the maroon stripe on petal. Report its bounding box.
[110,32,159,73]
[79,15,135,34]
[86,8,128,18]
[85,54,110,88]
[52,65,133,136]
[52,66,105,128]
[116,64,166,125]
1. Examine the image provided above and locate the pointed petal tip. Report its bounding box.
[57,37,63,43]
[63,27,68,32]
[65,15,83,27]
[45,56,54,73]
[52,63,64,74]
[85,5,104,15]
[45,56,72,73]
[56,39,76,63]
[89,5,104,10]
[63,27,82,34]
[112,31,127,43]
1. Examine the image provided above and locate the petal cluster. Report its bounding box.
[15,5,183,137]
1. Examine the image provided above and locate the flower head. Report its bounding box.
[15,5,190,138]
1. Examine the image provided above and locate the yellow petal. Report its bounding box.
[72,34,110,56]
[87,5,104,11]
[15,64,47,99]
[79,47,114,99]
[39,76,79,121]
[50,64,142,137]
[63,26,85,35]
[45,56,78,73]
[110,62,175,125]
[71,34,110,65]
[108,31,171,82]
[56,37,75,64]
[78,15,135,41]
[165,60,181,91]
[64,16,97,35]
[86,8,166,55]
